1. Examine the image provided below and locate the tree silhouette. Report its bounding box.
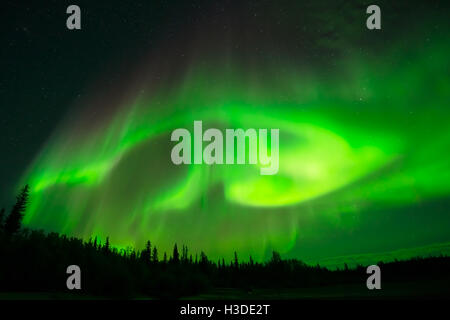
[172,243,180,263]
[200,251,208,266]
[270,251,282,264]
[181,244,189,263]
[141,240,151,263]
[4,185,29,237]
[103,236,110,254]
[152,246,158,262]
[234,251,239,269]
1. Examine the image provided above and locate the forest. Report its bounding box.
[0,185,449,299]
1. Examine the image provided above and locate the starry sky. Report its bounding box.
[1,0,449,266]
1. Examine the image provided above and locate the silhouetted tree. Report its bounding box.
[5,185,29,237]
[270,251,282,264]
[181,244,189,263]
[152,246,158,262]
[141,240,151,263]
[103,236,110,254]
[234,251,239,269]
[200,251,208,265]
[172,243,180,263]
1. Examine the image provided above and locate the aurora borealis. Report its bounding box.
[3,1,450,266]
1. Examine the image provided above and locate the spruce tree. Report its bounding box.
[172,243,180,263]
[152,246,158,263]
[234,251,239,269]
[5,185,29,237]
[103,236,110,254]
[141,240,151,263]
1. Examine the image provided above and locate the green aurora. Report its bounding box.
[17,7,450,266]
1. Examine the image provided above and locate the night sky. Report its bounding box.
[1,0,449,267]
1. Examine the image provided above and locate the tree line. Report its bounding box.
[0,185,449,298]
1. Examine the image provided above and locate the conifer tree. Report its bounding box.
[141,240,151,263]
[103,236,110,253]
[152,246,158,263]
[234,251,239,269]
[5,185,29,237]
[200,251,208,265]
[271,251,282,264]
[172,243,180,263]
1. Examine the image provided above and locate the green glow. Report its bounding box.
[18,29,450,263]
